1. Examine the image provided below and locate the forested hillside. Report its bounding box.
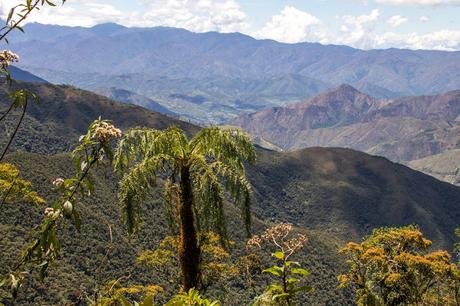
[2,81,460,304]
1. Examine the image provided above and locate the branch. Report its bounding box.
[9,145,102,275]
[0,98,27,162]
[0,100,15,121]
[0,0,41,42]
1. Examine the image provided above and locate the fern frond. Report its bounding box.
[114,128,158,172]
[190,127,256,172]
[118,154,171,234]
[211,161,253,236]
[190,154,228,243]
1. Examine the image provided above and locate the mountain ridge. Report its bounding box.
[233,85,460,162]
[8,22,460,122]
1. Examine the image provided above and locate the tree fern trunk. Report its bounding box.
[179,165,200,291]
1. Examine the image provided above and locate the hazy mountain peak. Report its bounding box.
[293,83,376,110]
[335,84,360,93]
[89,22,127,35]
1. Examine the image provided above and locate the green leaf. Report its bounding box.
[290,268,310,276]
[272,293,290,301]
[45,0,57,6]
[287,277,300,285]
[272,250,285,260]
[266,284,283,293]
[141,295,154,306]
[72,209,81,231]
[263,266,284,277]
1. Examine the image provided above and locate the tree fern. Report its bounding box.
[114,126,256,290]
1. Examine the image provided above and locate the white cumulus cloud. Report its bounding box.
[377,30,460,50]
[387,15,408,27]
[0,0,249,33]
[253,6,323,43]
[334,9,380,49]
[130,0,249,33]
[0,0,459,51]
[0,1,124,27]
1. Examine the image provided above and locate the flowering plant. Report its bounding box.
[247,223,312,306]
[0,118,121,299]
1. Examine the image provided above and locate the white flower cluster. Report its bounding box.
[44,207,63,218]
[52,178,64,187]
[44,207,55,217]
[0,50,19,70]
[92,121,122,142]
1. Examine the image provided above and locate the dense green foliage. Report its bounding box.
[0,163,44,205]
[4,2,460,305]
[0,151,349,305]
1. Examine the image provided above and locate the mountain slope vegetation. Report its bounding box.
[0,81,198,154]
[2,81,460,304]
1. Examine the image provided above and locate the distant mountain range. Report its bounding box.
[94,87,177,117]
[7,66,47,83]
[233,85,460,164]
[7,22,460,122]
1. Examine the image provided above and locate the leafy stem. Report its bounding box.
[0,0,41,42]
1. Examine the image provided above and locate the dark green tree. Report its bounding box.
[114,127,256,291]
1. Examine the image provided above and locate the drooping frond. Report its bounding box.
[114,128,160,172]
[114,127,189,172]
[163,180,180,234]
[190,127,256,173]
[210,161,253,236]
[118,154,171,235]
[190,154,228,243]
[115,125,256,240]
[150,127,189,159]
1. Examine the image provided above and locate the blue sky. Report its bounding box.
[1,0,460,50]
